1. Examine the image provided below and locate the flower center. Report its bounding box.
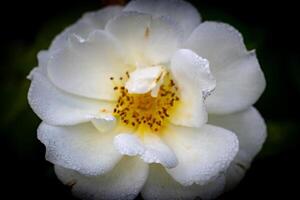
[110,72,180,132]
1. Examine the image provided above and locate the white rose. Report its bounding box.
[28,0,266,199]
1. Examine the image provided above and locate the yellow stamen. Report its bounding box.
[110,73,180,133]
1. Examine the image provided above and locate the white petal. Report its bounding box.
[142,164,225,200]
[91,115,117,133]
[37,50,49,75]
[105,12,182,65]
[28,69,115,126]
[209,107,267,190]
[163,124,239,186]
[27,50,50,80]
[185,22,266,114]
[113,134,145,156]
[81,6,123,29]
[37,50,49,68]
[38,122,122,176]
[123,0,201,39]
[50,6,123,51]
[171,49,216,97]
[125,65,166,96]
[48,30,128,100]
[225,164,246,191]
[55,156,148,200]
[114,133,178,168]
[169,49,215,128]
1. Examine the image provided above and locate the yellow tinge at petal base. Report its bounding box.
[27,0,267,199]
[110,67,181,133]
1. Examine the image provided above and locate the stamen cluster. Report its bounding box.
[110,73,180,132]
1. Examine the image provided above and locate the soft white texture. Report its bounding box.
[48,30,127,100]
[28,68,114,126]
[125,66,166,96]
[114,133,178,168]
[27,0,267,199]
[34,50,49,75]
[141,164,225,200]
[55,156,149,200]
[38,122,122,176]
[105,12,181,65]
[163,124,239,186]
[172,49,216,98]
[209,107,266,190]
[169,49,215,128]
[91,114,117,133]
[123,0,201,39]
[185,22,266,114]
[50,6,123,51]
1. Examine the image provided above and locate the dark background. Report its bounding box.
[1,0,299,199]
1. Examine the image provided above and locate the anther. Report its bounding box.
[170,80,175,86]
[112,70,180,132]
